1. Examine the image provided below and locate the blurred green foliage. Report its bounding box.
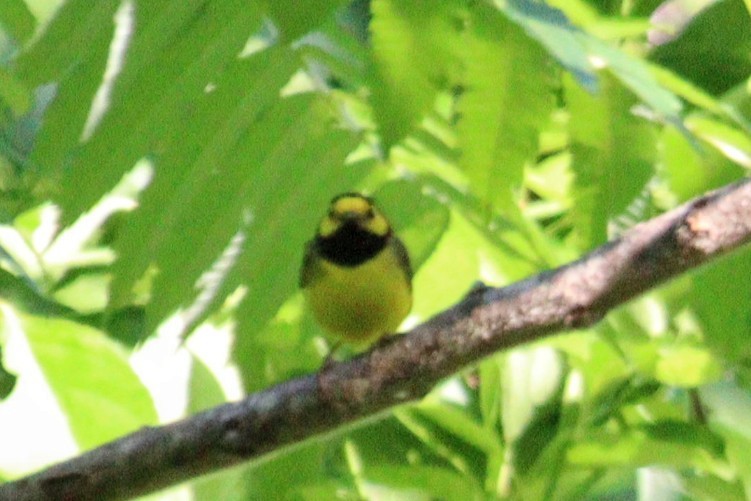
[0,0,750,499]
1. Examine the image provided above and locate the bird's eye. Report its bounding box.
[366,207,375,219]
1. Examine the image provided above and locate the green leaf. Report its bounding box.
[682,473,747,501]
[186,354,225,414]
[0,346,16,400]
[650,0,751,95]
[660,125,746,203]
[253,296,323,385]
[566,73,657,248]
[0,69,32,117]
[686,115,751,168]
[585,36,684,128]
[568,421,724,471]
[52,272,110,314]
[501,1,683,126]
[409,210,480,319]
[457,4,553,211]
[479,357,502,432]
[501,346,565,475]
[588,376,661,427]
[0,0,36,45]
[99,306,146,348]
[393,406,475,476]
[688,247,751,363]
[114,49,300,323]
[701,382,751,498]
[649,63,726,116]
[16,0,120,182]
[499,0,598,92]
[348,416,445,473]
[22,314,157,450]
[16,0,118,83]
[409,399,502,456]
[187,354,246,500]
[241,440,334,500]
[369,0,460,148]
[0,269,76,318]
[263,0,349,41]
[357,463,484,501]
[655,342,722,388]
[22,1,266,219]
[502,346,564,444]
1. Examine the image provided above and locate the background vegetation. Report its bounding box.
[0,0,750,499]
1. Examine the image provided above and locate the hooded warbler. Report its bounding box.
[300,193,413,346]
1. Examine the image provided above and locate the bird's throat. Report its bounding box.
[316,224,389,267]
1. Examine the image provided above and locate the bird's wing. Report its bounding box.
[299,240,320,288]
[390,236,413,284]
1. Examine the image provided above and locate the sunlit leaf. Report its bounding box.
[0,69,32,118]
[502,346,564,445]
[567,73,657,248]
[22,314,157,450]
[0,0,36,45]
[660,126,745,202]
[457,3,553,211]
[688,248,751,363]
[15,0,120,183]
[701,382,751,498]
[568,422,724,471]
[358,463,484,501]
[187,354,246,500]
[499,0,598,92]
[369,0,461,147]
[655,343,722,388]
[686,115,751,167]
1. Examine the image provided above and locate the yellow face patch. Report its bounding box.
[331,195,372,216]
[318,194,390,238]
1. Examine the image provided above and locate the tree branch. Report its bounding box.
[3,178,751,501]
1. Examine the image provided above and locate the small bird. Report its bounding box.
[300,193,413,347]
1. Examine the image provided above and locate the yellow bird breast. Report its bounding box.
[304,245,412,345]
